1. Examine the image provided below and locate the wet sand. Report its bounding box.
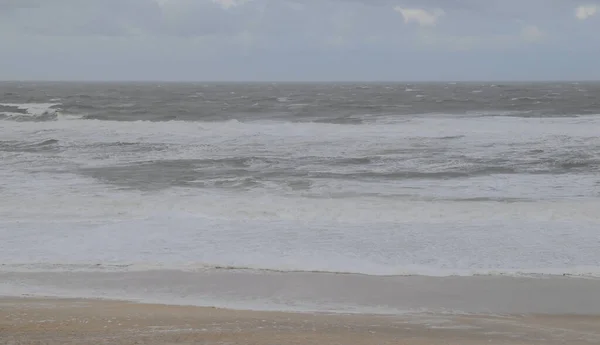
[4,270,600,315]
[2,297,600,345]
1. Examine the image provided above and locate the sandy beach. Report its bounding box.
[1,297,600,345]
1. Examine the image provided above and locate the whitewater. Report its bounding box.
[1,82,600,280]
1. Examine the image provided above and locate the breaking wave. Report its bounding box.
[0,102,83,121]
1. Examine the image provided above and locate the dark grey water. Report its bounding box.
[1,82,600,277]
[2,82,600,123]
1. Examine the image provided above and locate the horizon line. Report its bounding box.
[1,79,600,84]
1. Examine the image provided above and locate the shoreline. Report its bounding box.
[2,296,600,345]
[4,269,600,344]
[4,261,600,278]
[3,269,600,315]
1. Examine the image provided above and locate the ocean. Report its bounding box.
[1,81,600,313]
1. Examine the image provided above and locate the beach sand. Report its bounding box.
[2,297,600,345]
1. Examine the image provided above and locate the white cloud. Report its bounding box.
[521,25,543,42]
[393,7,445,27]
[212,0,251,10]
[287,2,304,11]
[575,5,598,20]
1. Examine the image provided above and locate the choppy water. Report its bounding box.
[1,82,600,277]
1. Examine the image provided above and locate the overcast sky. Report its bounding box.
[1,0,599,81]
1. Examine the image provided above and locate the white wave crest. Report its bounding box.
[0,102,85,121]
[0,102,61,120]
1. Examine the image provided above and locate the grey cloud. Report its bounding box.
[1,1,600,81]
[0,0,39,9]
[3,0,599,40]
[1,0,599,69]
[155,1,263,37]
[1,0,159,36]
[0,0,257,37]
[0,0,414,56]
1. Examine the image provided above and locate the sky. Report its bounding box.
[0,0,599,81]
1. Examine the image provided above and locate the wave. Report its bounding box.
[0,138,60,152]
[1,102,60,114]
[0,102,86,122]
[2,262,600,279]
[511,97,539,101]
[2,100,598,125]
[78,155,600,192]
[467,110,598,119]
[3,113,598,132]
[0,102,63,122]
